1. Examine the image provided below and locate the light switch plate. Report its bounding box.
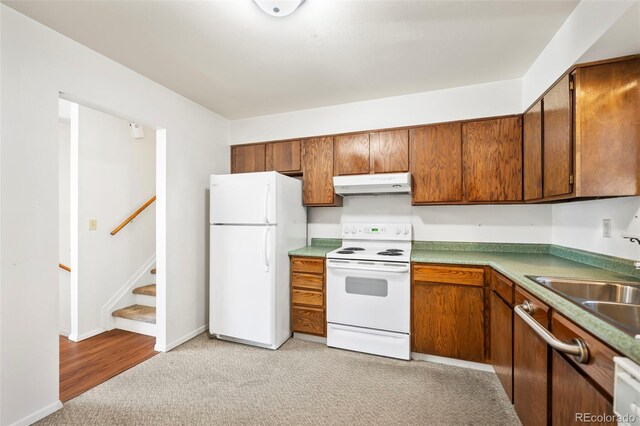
[89,218,97,231]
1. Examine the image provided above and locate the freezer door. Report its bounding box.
[210,225,276,345]
[210,172,277,225]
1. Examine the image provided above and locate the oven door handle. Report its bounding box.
[326,263,409,273]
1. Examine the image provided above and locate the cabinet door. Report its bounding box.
[412,280,485,362]
[514,287,549,426]
[543,74,573,198]
[334,133,370,175]
[302,137,341,206]
[524,100,543,201]
[574,58,640,197]
[370,129,409,173]
[552,350,613,426]
[265,140,301,173]
[490,291,513,402]
[463,117,523,202]
[410,123,463,204]
[231,144,266,174]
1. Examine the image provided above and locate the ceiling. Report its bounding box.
[5,0,579,119]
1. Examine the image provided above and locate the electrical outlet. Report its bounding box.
[602,219,611,238]
[89,218,98,231]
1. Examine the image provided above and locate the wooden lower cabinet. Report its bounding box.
[513,286,550,426]
[490,290,513,402]
[551,350,614,426]
[412,264,486,363]
[290,256,326,336]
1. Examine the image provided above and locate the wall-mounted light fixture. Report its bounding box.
[253,0,305,17]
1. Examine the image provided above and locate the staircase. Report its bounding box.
[111,268,156,337]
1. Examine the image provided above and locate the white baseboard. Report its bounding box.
[9,400,63,426]
[411,352,494,372]
[155,324,208,352]
[68,328,104,342]
[293,332,327,344]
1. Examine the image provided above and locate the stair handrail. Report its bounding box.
[111,195,156,236]
[59,263,71,272]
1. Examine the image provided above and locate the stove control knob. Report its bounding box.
[395,227,401,235]
[403,227,410,235]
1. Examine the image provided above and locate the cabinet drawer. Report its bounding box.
[491,270,514,305]
[552,312,618,398]
[292,306,325,336]
[413,264,484,287]
[292,289,324,308]
[291,257,324,274]
[515,286,550,328]
[291,272,323,291]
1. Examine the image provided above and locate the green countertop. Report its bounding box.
[288,238,341,257]
[413,247,640,364]
[290,239,640,363]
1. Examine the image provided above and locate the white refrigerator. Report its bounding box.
[209,171,306,349]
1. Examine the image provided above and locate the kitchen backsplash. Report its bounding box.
[307,195,640,262]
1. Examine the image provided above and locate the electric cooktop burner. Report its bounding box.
[385,249,404,252]
[342,247,365,251]
[337,250,355,254]
[377,251,403,256]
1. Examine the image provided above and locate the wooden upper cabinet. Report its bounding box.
[574,57,640,197]
[410,123,463,204]
[463,117,523,202]
[302,137,342,206]
[369,129,409,173]
[334,133,370,175]
[523,100,543,201]
[231,144,265,174]
[265,140,301,173]
[543,74,573,198]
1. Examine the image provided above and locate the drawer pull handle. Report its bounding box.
[515,301,589,364]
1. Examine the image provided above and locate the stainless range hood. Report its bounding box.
[333,173,411,196]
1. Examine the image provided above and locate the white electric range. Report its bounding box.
[326,223,412,360]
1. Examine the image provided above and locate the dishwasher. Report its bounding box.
[614,357,640,425]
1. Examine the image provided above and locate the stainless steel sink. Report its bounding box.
[530,276,640,304]
[581,301,640,334]
[526,275,640,337]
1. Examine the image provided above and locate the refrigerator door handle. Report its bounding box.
[264,183,271,224]
[263,226,270,272]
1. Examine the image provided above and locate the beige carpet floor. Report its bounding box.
[40,334,520,425]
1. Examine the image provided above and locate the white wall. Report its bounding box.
[552,197,640,261]
[308,197,552,245]
[521,0,636,110]
[231,78,522,144]
[0,6,229,425]
[76,106,155,339]
[58,121,71,336]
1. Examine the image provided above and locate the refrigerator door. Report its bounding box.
[210,224,276,346]
[210,172,277,225]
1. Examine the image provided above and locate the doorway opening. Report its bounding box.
[57,97,166,401]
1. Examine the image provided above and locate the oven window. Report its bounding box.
[345,276,388,297]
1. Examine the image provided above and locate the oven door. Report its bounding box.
[326,259,410,333]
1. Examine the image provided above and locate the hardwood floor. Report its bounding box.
[60,329,157,402]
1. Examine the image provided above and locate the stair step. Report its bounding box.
[112,305,156,324]
[150,268,156,275]
[133,284,156,297]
